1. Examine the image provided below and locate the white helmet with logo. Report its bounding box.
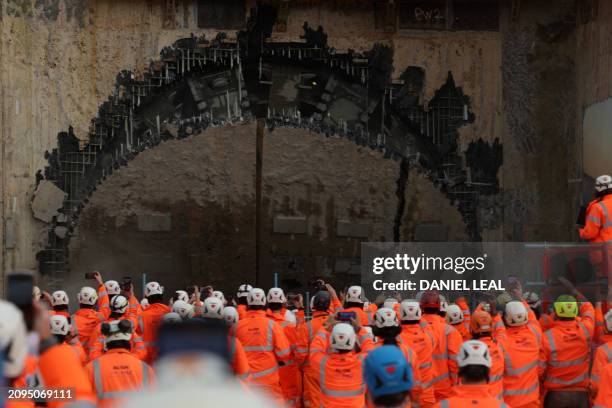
[446,304,464,325]
[595,175,612,192]
[604,309,612,333]
[346,286,365,304]
[172,301,195,320]
[212,291,227,305]
[51,290,69,306]
[523,291,541,309]
[237,284,253,299]
[141,298,149,309]
[400,300,422,321]
[102,320,133,343]
[247,288,266,306]
[105,280,120,296]
[78,286,99,306]
[163,312,182,323]
[222,306,240,327]
[202,297,224,319]
[145,282,164,297]
[174,290,189,303]
[49,315,70,336]
[504,301,528,327]
[0,300,28,378]
[110,295,129,314]
[457,340,492,368]
[330,323,356,351]
[373,307,399,328]
[267,288,286,304]
[383,298,399,309]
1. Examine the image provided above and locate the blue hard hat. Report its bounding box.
[363,345,414,399]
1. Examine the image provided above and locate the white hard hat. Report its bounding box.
[212,291,227,305]
[78,286,99,306]
[110,295,129,314]
[105,280,120,296]
[247,288,266,306]
[175,290,189,303]
[373,307,399,328]
[49,315,70,336]
[163,312,182,323]
[504,301,528,327]
[523,292,541,309]
[330,322,356,351]
[202,297,224,319]
[595,175,612,192]
[383,298,399,309]
[237,284,253,299]
[446,304,464,325]
[103,320,133,342]
[222,306,239,327]
[32,286,41,301]
[399,300,422,321]
[284,309,297,325]
[0,300,28,378]
[172,301,195,320]
[267,287,286,304]
[51,290,69,306]
[458,340,492,368]
[439,294,448,312]
[346,286,365,304]
[141,298,149,309]
[604,309,612,333]
[145,282,164,297]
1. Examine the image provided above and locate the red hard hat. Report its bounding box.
[420,290,441,309]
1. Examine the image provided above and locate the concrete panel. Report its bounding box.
[583,97,612,178]
[273,216,308,234]
[414,223,448,242]
[137,214,172,232]
[334,258,361,275]
[30,181,67,223]
[336,220,369,238]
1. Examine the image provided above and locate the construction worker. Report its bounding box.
[594,363,612,408]
[89,294,146,361]
[236,284,253,319]
[469,310,504,401]
[499,301,542,408]
[295,291,331,408]
[420,290,462,399]
[447,304,471,341]
[50,315,87,365]
[342,285,371,326]
[138,281,171,364]
[523,291,542,320]
[590,309,612,395]
[173,290,189,303]
[455,296,472,327]
[73,275,108,355]
[162,312,182,323]
[436,340,509,408]
[222,306,240,330]
[398,300,437,405]
[100,279,121,317]
[309,322,367,407]
[172,300,195,320]
[235,287,292,403]
[372,307,435,407]
[539,294,594,408]
[579,175,612,244]
[50,290,70,319]
[266,287,300,407]
[363,345,414,408]
[86,319,155,407]
[213,290,227,305]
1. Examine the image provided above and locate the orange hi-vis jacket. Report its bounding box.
[267,309,301,407]
[594,362,612,408]
[86,348,154,408]
[590,336,612,394]
[69,341,88,365]
[399,323,437,405]
[435,384,510,408]
[473,304,506,340]
[593,302,612,346]
[97,284,112,319]
[228,333,250,380]
[498,323,542,407]
[235,310,292,401]
[88,318,146,361]
[137,302,171,364]
[580,195,612,243]
[539,313,555,332]
[341,306,371,327]
[295,311,330,408]
[422,313,461,400]
[72,308,106,355]
[237,304,248,319]
[539,302,595,391]
[374,337,436,407]
[309,348,366,408]
[476,336,505,401]
[452,322,471,342]
[455,298,472,326]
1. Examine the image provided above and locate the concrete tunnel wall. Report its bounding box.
[0,0,588,294]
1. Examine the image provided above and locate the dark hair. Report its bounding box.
[268,303,283,311]
[53,334,66,343]
[79,304,94,309]
[422,307,439,315]
[459,365,490,383]
[344,302,364,309]
[147,294,164,304]
[107,340,131,350]
[372,392,410,408]
[313,291,331,311]
[53,305,68,312]
[248,305,266,311]
[471,332,492,339]
[237,297,248,305]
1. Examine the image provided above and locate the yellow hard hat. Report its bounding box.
[553,295,578,318]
